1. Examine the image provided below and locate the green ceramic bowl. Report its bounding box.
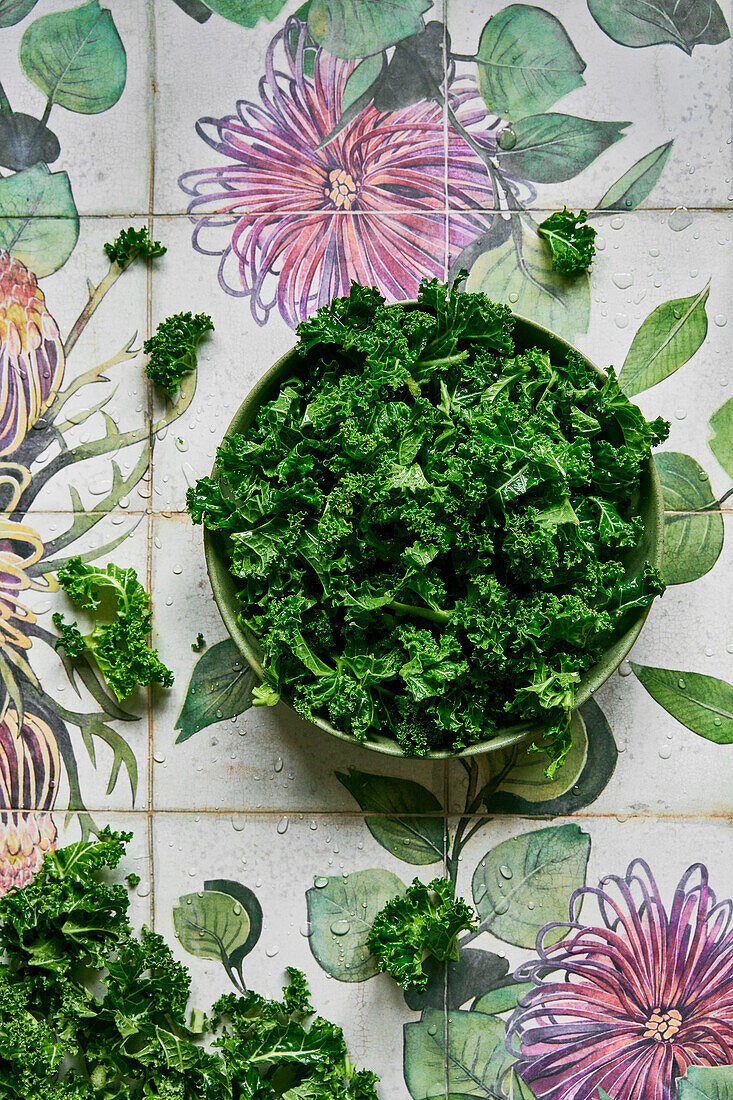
[204,311,664,759]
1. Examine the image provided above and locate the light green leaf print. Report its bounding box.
[618,284,710,396]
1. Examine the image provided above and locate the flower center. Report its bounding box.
[324,168,358,210]
[644,1008,682,1042]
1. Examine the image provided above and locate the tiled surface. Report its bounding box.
[1,0,731,1096]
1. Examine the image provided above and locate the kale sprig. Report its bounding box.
[368,878,477,991]
[104,226,167,266]
[538,207,597,274]
[53,557,174,701]
[144,311,214,395]
[188,277,667,773]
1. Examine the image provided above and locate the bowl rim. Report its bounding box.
[203,308,664,760]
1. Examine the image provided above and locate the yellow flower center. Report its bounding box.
[643,1008,682,1042]
[325,168,358,210]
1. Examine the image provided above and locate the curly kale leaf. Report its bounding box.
[53,556,174,701]
[144,312,214,395]
[189,277,667,773]
[367,878,477,991]
[104,226,166,266]
[538,208,597,274]
[0,834,377,1100]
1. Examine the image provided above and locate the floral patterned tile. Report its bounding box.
[149,512,447,813]
[445,0,732,212]
[153,2,450,218]
[442,814,733,1099]
[152,811,445,1099]
[10,511,152,816]
[1,0,153,216]
[14,215,153,514]
[149,211,450,511]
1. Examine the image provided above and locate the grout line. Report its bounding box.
[147,0,158,932]
[13,206,733,219]
[48,806,733,821]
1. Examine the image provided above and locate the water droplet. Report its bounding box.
[714,717,722,727]
[231,816,245,832]
[313,876,329,889]
[649,247,660,257]
[527,901,535,911]
[475,882,487,903]
[704,646,714,657]
[175,436,189,452]
[669,207,693,232]
[498,127,516,150]
[615,813,629,823]
[612,272,633,289]
[300,922,313,938]
[499,865,513,880]
[615,313,629,329]
[595,234,606,251]
[508,291,519,304]
[330,919,350,937]
[153,751,165,764]
[136,884,151,898]
[265,945,279,958]
[658,746,672,760]
[494,899,509,915]
[309,820,318,831]
[618,662,632,677]
[610,216,624,230]
[232,902,242,915]
[677,678,686,689]
[427,1023,438,1036]
[273,756,283,773]
[276,816,289,835]
[714,314,727,327]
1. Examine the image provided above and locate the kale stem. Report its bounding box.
[387,600,451,624]
[417,350,470,369]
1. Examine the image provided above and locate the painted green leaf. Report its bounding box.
[678,1066,733,1099]
[405,1007,514,1099]
[473,982,532,1014]
[618,284,710,397]
[175,640,257,742]
[405,947,511,1012]
[0,0,38,28]
[0,112,60,172]
[171,0,212,22]
[335,768,443,864]
[472,824,590,948]
[341,54,383,112]
[495,114,629,183]
[587,0,730,54]
[308,0,431,58]
[173,889,252,964]
[597,1092,613,1100]
[477,5,586,120]
[372,20,445,110]
[306,869,405,981]
[20,0,126,114]
[597,141,673,210]
[709,396,733,480]
[655,452,723,585]
[201,0,289,27]
[480,699,617,817]
[0,164,78,276]
[631,664,733,744]
[466,218,590,340]
[202,878,263,969]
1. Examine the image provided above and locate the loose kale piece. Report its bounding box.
[367,878,477,991]
[538,207,597,274]
[189,277,667,773]
[192,631,206,652]
[104,226,166,265]
[144,311,214,395]
[0,832,378,1099]
[53,556,174,701]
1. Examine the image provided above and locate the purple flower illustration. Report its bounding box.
[179,18,502,326]
[507,860,733,1100]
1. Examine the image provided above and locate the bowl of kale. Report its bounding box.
[189,277,667,774]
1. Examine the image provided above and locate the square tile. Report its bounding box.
[149,513,447,813]
[445,0,732,210]
[14,216,153,514]
[1,0,153,215]
[11,512,151,815]
[153,812,444,1098]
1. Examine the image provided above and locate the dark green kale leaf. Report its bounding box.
[53,556,174,701]
[104,226,166,266]
[0,832,378,1100]
[367,878,477,991]
[144,312,214,395]
[188,277,667,773]
[538,208,597,274]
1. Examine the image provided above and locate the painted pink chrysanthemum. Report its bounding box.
[179,19,502,326]
[507,860,733,1100]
